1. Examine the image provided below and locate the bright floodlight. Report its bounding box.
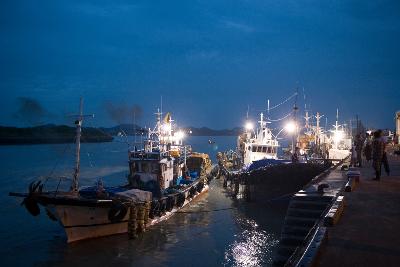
[176,131,185,140]
[333,130,344,143]
[285,121,296,134]
[245,122,253,131]
[162,123,171,132]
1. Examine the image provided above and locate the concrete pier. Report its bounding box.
[317,150,400,267]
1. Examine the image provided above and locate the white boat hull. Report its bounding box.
[48,186,209,243]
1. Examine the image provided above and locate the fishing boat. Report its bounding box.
[296,112,330,159]
[217,110,329,203]
[328,109,352,160]
[216,95,333,203]
[238,113,279,166]
[216,112,283,182]
[10,99,213,242]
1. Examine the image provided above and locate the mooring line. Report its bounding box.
[176,192,296,214]
[176,207,235,214]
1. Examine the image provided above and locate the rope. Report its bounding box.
[175,192,296,214]
[176,207,234,214]
[267,110,294,122]
[42,142,72,186]
[268,92,298,111]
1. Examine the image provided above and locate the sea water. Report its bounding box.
[0,136,286,267]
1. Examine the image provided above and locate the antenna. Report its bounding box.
[133,108,137,144]
[302,87,307,111]
[291,87,299,152]
[336,108,339,122]
[325,117,328,131]
[246,104,249,119]
[315,112,324,131]
[160,95,163,118]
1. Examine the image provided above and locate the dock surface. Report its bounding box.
[317,150,400,267]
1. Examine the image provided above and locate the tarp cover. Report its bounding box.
[116,189,152,202]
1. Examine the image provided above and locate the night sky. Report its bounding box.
[1,1,399,130]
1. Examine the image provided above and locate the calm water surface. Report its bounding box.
[0,136,286,267]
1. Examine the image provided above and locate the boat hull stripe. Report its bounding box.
[64,220,128,229]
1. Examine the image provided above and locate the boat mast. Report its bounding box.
[334,108,340,132]
[304,111,310,130]
[292,88,299,153]
[71,98,83,192]
[315,112,324,151]
[71,97,93,192]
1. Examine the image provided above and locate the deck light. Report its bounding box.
[285,121,296,134]
[333,130,344,143]
[162,123,171,132]
[176,131,185,140]
[245,122,254,131]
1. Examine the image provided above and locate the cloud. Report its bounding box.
[12,97,53,126]
[103,101,142,124]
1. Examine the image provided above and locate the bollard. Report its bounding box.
[347,168,361,183]
[245,183,252,202]
[128,203,138,239]
[324,196,345,226]
[144,201,151,226]
[234,179,239,196]
[317,183,329,193]
[223,178,227,188]
[137,203,145,233]
[345,177,356,192]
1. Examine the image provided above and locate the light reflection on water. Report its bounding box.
[1,137,286,266]
[224,217,279,267]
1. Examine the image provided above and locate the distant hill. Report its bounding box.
[0,123,242,145]
[0,124,113,145]
[184,126,243,136]
[99,124,147,136]
[101,124,243,136]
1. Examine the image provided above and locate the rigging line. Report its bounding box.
[87,152,94,168]
[267,110,294,122]
[268,92,298,111]
[44,141,73,185]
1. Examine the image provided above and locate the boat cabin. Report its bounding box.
[128,150,175,192]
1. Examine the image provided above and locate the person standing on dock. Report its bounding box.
[372,130,385,180]
[363,132,372,162]
[355,134,364,167]
[350,143,357,167]
[291,147,300,163]
[377,129,390,176]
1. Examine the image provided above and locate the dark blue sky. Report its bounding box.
[1,0,399,129]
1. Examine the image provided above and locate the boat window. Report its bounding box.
[252,146,257,152]
[262,147,266,152]
[248,146,251,151]
[152,163,159,173]
[271,148,275,153]
[131,162,140,172]
[142,162,150,173]
[267,147,271,153]
[257,146,262,152]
